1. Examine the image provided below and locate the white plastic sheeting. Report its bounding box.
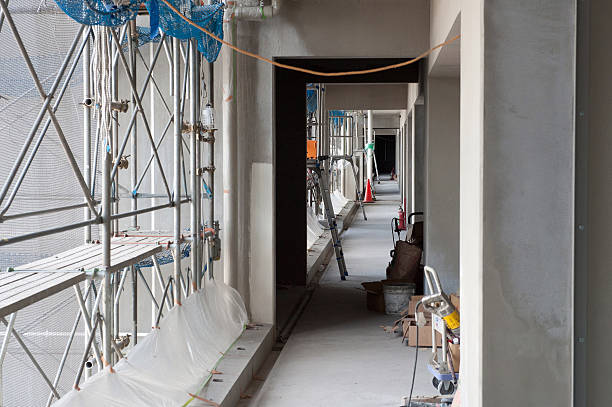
[53,279,248,407]
[307,207,325,249]
[325,190,349,215]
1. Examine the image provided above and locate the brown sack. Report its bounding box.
[386,241,422,288]
[407,221,424,248]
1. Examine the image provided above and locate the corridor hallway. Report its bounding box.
[246,179,431,406]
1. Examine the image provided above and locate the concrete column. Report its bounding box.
[424,77,460,294]
[460,1,575,405]
[367,110,374,186]
[412,105,426,213]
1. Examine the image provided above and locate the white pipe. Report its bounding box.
[222,4,238,289]
[367,110,374,186]
[234,0,281,20]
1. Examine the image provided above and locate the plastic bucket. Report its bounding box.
[382,281,416,315]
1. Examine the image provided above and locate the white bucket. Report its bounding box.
[383,282,416,315]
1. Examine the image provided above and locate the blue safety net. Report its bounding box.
[154,1,225,63]
[135,242,191,269]
[330,110,346,126]
[306,89,317,114]
[54,0,225,62]
[54,0,142,27]
[121,26,161,52]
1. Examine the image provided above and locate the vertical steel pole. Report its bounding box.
[189,39,199,292]
[102,28,113,366]
[111,31,120,233]
[172,37,182,305]
[149,41,157,325]
[83,30,92,243]
[129,21,138,228]
[131,265,137,345]
[207,58,215,281]
[0,313,16,405]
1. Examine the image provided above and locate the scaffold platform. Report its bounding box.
[0,236,172,318]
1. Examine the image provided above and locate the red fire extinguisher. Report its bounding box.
[398,206,406,230]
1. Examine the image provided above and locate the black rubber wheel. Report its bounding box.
[432,377,439,389]
[439,380,455,395]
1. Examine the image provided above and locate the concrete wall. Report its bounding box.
[586,1,612,403]
[412,104,426,213]
[429,0,461,74]
[425,77,460,294]
[325,84,408,110]
[460,0,575,405]
[228,0,429,315]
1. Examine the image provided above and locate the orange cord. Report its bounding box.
[158,0,460,77]
[188,393,220,407]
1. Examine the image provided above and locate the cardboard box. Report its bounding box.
[448,343,460,373]
[362,281,385,313]
[403,319,442,347]
[405,295,425,316]
[450,293,460,311]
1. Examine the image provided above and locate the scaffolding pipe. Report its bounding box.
[173,37,182,305]
[101,27,113,365]
[206,54,215,281]
[150,41,157,325]
[83,30,92,243]
[129,21,138,227]
[222,5,238,289]
[189,38,199,291]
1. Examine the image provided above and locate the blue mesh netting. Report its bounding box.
[306,89,317,114]
[134,242,191,269]
[121,26,161,52]
[330,110,346,126]
[53,0,225,63]
[54,0,141,27]
[154,1,224,63]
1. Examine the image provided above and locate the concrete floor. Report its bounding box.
[243,179,434,407]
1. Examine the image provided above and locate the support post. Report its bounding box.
[189,38,199,291]
[101,28,113,365]
[173,37,182,306]
[222,6,238,289]
[367,110,374,186]
[83,30,92,243]
[129,21,138,228]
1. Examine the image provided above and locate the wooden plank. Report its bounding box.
[30,237,146,271]
[16,244,98,270]
[0,273,34,288]
[0,273,59,297]
[73,237,154,271]
[0,273,85,319]
[78,241,162,272]
[16,244,100,271]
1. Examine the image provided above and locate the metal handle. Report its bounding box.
[424,266,442,295]
[407,211,423,225]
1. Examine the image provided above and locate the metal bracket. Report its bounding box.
[197,165,215,176]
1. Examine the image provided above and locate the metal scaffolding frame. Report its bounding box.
[0,3,219,403]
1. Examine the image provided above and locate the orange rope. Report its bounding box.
[158,0,460,77]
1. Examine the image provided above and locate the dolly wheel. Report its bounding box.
[432,377,439,389]
[438,380,455,395]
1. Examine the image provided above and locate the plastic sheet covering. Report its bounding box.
[53,279,248,407]
[326,190,348,215]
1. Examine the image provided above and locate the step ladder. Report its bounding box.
[308,158,348,280]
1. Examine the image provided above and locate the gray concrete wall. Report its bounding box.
[586,1,612,403]
[325,84,408,110]
[412,104,426,213]
[460,0,575,405]
[424,77,460,294]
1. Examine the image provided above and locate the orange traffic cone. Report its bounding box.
[364,179,374,203]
